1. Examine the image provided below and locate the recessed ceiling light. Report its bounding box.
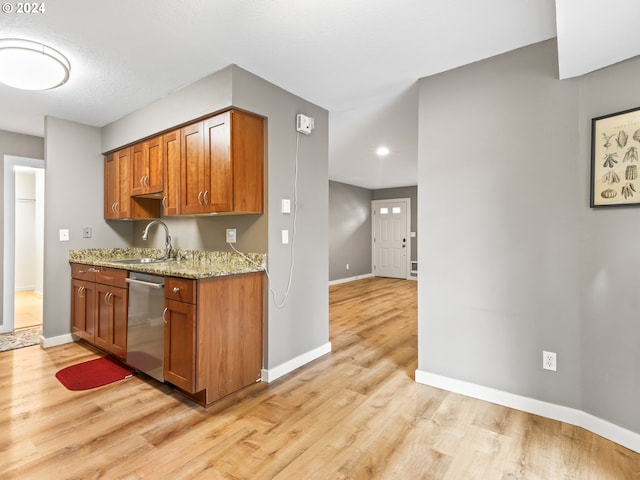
[0,38,70,90]
[376,146,390,156]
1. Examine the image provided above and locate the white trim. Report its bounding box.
[41,333,74,349]
[329,273,374,286]
[415,370,640,454]
[262,342,332,383]
[371,198,411,280]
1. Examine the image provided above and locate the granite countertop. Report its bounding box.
[69,248,266,279]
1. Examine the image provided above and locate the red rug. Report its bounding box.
[55,356,134,391]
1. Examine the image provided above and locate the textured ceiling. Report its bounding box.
[0,0,637,189]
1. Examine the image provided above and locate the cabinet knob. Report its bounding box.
[173,287,180,293]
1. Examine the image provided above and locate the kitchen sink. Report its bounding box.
[110,257,172,265]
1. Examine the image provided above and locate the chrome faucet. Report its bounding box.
[142,220,172,260]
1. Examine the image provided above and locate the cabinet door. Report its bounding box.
[115,147,131,218]
[110,287,128,359]
[146,135,164,194]
[164,299,196,392]
[130,142,147,196]
[204,112,233,212]
[104,154,119,219]
[94,284,128,359]
[162,129,181,216]
[180,122,209,215]
[71,279,96,342]
[132,137,163,196]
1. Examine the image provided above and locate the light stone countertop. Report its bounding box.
[68,248,266,279]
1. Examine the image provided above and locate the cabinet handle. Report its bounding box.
[139,176,145,187]
[104,292,113,306]
[197,191,203,205]
[162,307,168,324]
[111,202,117,213]
[78,269,86,274]
[203,190,209,205]
[114,202,120,214]
[162,196,167,209]
[173,287,180,293]
[78,286,85,298]
[145,175,150,187]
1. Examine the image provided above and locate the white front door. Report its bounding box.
[372,199,409,279]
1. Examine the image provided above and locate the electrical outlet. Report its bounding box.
[543,351,557,371]
[226,228,237,243]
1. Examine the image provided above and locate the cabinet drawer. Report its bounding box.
[95,267,128,288]
[165,277,196,303]
[71,263,97,282]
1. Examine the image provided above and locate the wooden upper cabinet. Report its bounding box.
[131,136,163,196]
[104,153,118,219]
[104,148,131,219]
[105,108,264,219]
[228,110,264,214]
[104,146,161,220]
[180,110,264,215]
[180,122,208,215]
[162,129,181,216]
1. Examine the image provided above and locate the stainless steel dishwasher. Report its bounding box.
[126,272,165,382]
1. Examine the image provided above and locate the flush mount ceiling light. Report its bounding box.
[0,38,70,90]
[376,146,390,157]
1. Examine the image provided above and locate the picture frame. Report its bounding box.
[591,106,640,207]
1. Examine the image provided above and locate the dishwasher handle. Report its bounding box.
[126,277,165,289]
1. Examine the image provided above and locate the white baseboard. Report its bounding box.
[262,342,332,383]
[41,333,74,349]
[329,273,374,286]
[415,370,640,454]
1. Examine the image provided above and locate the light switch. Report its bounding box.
[282,229,289,244]
[59,229,69,241]
[281,198,291,214]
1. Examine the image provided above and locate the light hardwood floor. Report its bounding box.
[1,277,639,479]
[14,291,43,330]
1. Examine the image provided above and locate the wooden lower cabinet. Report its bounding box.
[163,272,264,406]
[70,264,128,360]
[71,278,96,342]
[71,262,263,406]
[94,283,128,359]
[163,298,196,392]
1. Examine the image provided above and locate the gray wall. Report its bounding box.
[329,181,373,281]
[43,117,132,338]
[100,65,329,370]
[0,130,44,328]
[328,182,418,282]
[418,38,640,434]
[578,56,640,431]
[232,67,329,368]
[373,185,418,275]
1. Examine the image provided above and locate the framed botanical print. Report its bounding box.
[591,107,640,207]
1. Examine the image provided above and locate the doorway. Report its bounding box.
[2,156,45,334]
[371,198,411,279]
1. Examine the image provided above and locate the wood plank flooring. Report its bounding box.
[14,291,42,330]
[1,277,639,479]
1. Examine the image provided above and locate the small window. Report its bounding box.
[392,207,401,214]
[380,207,389,214]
